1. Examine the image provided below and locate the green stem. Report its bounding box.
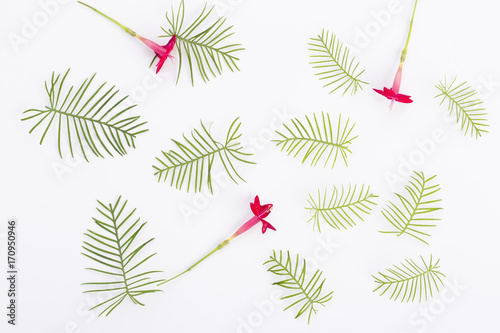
[397,176,425,237]
[400,0,418,63]
[78,1,137,37]
[158,239,230,286]
[109,203,132,300]
[156,145,228,177]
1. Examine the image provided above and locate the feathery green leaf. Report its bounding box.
[373,255,445,302]
[435,76,488,138]
[264,250,333,324]
[159,0,243,85]
[82,196,164,316]
[380,171,442,245]
[309,30,368,95]
[273,112,357,169]
[153,118,254,193]
[22,69,148,162]
[306,185,378,232]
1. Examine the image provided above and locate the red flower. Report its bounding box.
[78,2,176,74]
[160,195,276,285]
[374,0,418,109]
[374,60,413,109]
[137,35,176,74]
[230,196,276,240]
[251,196,276,233]
[373,88,412,104]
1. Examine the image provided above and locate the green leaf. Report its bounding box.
[264,250,333,324]
[434,76,488,138]
[82,196,164,317]
[21,69,148,162]
[306,185,378,232]
[373,255,445,302]
[379,171,442,245]
[273,112,357,169]
[309,29,368,95]
[152,118,254,193]
[159,0,244,85]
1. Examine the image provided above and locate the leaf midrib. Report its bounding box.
[397,179,425,237]
[379,266,437,286]
[277,136,350,150]
[273,257,317,310]
[157,145,227,173]
[313,194,373,212]
[317,34,359,85]
[109,205,131,298]
[175,35,239,60]
[45,107,136,137]
[440,89,483,134]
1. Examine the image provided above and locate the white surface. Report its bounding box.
[1,0,499,332]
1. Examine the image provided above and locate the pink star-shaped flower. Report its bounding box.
[137,35,176,73]
[229,196,276,240]
[374,65,413,109]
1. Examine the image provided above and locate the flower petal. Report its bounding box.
[260,219,276,233]
[137,35,167,56]
[164,34,176,53]
[374,87,396,100]
[260,204,272,218]
[155,57,167,74]
[250,196,261,216]
[373,88,387,96]
[395,93,413,103]
[250,196,273,219]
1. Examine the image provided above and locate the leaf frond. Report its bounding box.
[273,112,357,169]
[379,171,442,245]
[21,69,148,162]
[372,255,445,302]
[306,185,378,232]
[81,196,164,316]
[152,118,254,193]
[160,0,244,85]
[434,76,488,138]
[309,29,368,95]
[264,250,333,324]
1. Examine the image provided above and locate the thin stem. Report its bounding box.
[397,176,425,237]
[277,137,349,150]
[315,32,368,86]
[109,203,131,300]
[174,35,240,61]
[78,1,136,37]
[158,239,230,286]
[273,255,317,313]
[437,83,482,134]
[400,0,418,63]
[156,145,227,176]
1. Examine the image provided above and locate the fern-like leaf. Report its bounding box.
[435,76,488,138]
[159,0,244,85]
[82,196,164,316]
[309,30,368,95]
[373,255,445,302]
[380,171,442,245]
[153,118,254,193]
[264,250,333,324]
[306,185,378,232]
[273,112,357,169]
[21,69,148,162]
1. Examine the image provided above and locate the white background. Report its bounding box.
[1,0,499,332]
